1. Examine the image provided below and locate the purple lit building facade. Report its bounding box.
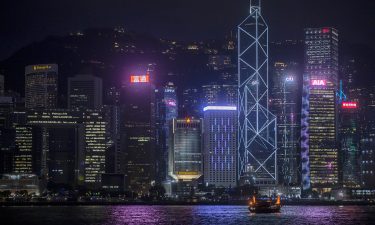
[203,106,237,188]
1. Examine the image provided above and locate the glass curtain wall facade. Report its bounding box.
[121,75,156,194]
[156,83,178,182]
[339,103,361,188]
[68,74,103,110]
[301,27,339,193]
[271,62,300,186]
[168,118,202,181]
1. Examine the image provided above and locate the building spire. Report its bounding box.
[250,0,261,14]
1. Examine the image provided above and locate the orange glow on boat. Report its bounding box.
[276,196,281,205]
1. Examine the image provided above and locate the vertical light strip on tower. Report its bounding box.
[238,0,277,186]
[301,74,310,190]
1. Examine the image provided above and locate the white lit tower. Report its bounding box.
[238,0,277,187]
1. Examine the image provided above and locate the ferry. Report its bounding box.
[248,195,281,213]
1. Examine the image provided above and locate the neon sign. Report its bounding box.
[130,75,150,83]
[342,102,358,109]
[285,76,294,82]
[165,89,175,93]
[166,99,177,107]
[322,28,330,33]
[311,80,326,86]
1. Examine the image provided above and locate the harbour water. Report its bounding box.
[1,205,374,225]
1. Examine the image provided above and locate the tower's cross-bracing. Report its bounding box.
[238,0,277,186]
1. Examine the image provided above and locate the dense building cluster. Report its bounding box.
[0,2,374,201]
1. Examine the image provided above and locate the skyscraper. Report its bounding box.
[47,127,80,186]
[68,74,103,110]
[13,126,34,174]
[304,28,339,83]
[360,86,375,188]
[121,72,156,194]
[301,27,339,194]
[27,110,83,182]
[103,105,122,174]
[27,109,107,188]
[12,111,34,174]
[103,87,122,174]
[270,62,300,186]
[82,111,107,188]
[155,82,178,182]
[0,94,16,173]
[339,101,361,188]
[25,64,58,109]
[203,106,237,188]
[238,1,277,187]
[168,118,202,182]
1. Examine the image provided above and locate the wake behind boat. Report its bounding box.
[248,196,282,213]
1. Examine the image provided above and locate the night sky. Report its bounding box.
[1,0,374,60]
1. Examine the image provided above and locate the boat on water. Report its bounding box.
[248,196,281,213]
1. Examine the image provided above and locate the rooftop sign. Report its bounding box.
[311,79,326,86]
[342,102,358,109]
[130,75,150,83]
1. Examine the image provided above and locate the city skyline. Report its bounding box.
[1,1,375,221]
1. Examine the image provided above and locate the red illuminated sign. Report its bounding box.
[322,28,330,33]
[342,102,358,109]
[130,75,150,83]
[311,80,326,86]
